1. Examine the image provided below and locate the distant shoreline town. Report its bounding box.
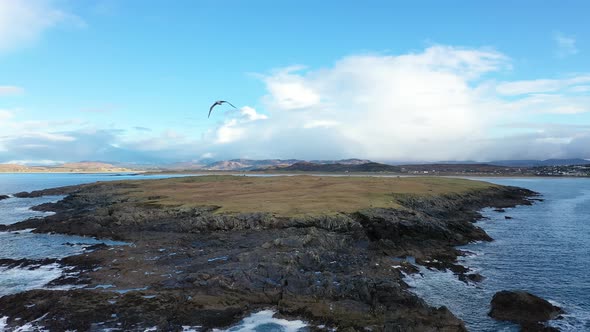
[1,158,589,177]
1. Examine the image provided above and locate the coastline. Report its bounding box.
[1,169,588,179]
[0,176,537,331]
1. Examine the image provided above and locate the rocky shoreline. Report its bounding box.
[0,179,537,331]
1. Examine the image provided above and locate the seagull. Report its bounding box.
[208,100,237,118]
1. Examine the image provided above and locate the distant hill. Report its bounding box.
[399,163,522,174]
[0,162,134,173]
[161,161,208,170]
[258,161,402,173]
[197,159,373,171]
[0,164,31,172]
[488,159,590,167]
[309,158,371,165]
[204,159,301,171]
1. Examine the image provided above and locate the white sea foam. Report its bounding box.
[0,195,64,226]
[547,302,590,332]
[207,256,228,262]
[0,264,63,297]
[0,317,8,331]
[3,313,51,332]
[213,310,307,332]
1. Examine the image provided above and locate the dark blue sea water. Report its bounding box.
[407,177,590,331]
[0,173,169,297]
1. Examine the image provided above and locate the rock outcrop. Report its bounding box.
[489,290,563,331]
[0,180,537,331]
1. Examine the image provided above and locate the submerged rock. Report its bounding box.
[458,273,484,283]
[489,290,563,331]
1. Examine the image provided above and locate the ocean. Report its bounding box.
[406,177,590,331]
[1,174,589,331]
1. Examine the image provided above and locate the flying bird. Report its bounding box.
[208,100,236,118]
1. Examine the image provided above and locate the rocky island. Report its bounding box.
[0,176,536,331]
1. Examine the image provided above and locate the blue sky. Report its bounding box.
[1,0,589,164]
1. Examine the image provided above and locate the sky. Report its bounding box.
[1,0,590,165]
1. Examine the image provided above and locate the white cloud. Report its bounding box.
[199,45,590,161]
[200,152,214,159]
[2,45,590,163]
[0,0,83,53]
[262,66,322,110]
[303,120,340,129]
[496,76,590,95]
[212,106,268,144]
[240,106,268,121]
[215,119,244,144]
[208,46,510,161]
[554,32,578,57]
[0,109,14,121]
[503,93,590,114]
[3,159,64,166]
[570,85,590,93]
[0,86,24,96]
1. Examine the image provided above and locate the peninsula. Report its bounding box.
[0,176,536,331]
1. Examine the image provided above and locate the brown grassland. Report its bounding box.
[112,175,497,216]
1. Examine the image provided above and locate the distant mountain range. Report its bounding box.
[2,158,589,173]
[487,159,590,167]
[194,158,590,171]
[157,158,372,171]
[0,162,133,173]
[258,161,401,173]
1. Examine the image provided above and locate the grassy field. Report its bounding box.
[113,175,497,216]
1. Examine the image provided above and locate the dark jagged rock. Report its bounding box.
[0,258,59,269]
[489,290,563,331]
[0,181,537,331]
[0,194,9,200]
[458,273,484,283]
[505,216,513,219]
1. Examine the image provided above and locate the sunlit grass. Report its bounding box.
[112,175,496,216]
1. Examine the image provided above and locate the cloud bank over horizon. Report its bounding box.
[2,45,590,165]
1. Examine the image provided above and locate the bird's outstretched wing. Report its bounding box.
[220,101,237,109]
[208,102,218,118]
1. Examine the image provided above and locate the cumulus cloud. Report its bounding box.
[0,0,82,52]
[2,45,590,163]
[496,76,590,95]
[262,66,322,110]
[240,106,268,121]
[212,107,268,144]
[303,120,340,129]
[205,46,509,161]
[200,45,590,161]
